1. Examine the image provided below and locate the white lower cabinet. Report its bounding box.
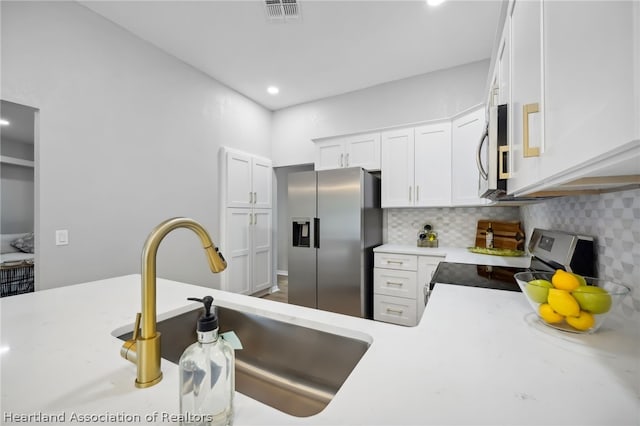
[374,252,443,326]
[222,208,272,295]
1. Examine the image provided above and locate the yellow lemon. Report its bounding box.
[547,288,580,317]
[568,272,588,287]
[566,311,595,331]
[552,269,581,291]
[539,303,564,324]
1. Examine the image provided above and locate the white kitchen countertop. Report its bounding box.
[374,244,532,268]
[1,274,638,425]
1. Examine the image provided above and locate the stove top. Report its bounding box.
[430,262,528,292]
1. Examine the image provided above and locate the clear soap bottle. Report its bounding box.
[179,296,234,426]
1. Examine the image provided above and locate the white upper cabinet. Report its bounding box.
[509,0,544,194]
[381,122,452,208]
[315,132,380,171]
[344,132,381,170]
[491,0,639,196]
[451,107,488,206]
[540,0,638,184]
[381,128,414,207]
[224,149,272,209]
[414,122,451,207]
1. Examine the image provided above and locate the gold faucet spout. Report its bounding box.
[122,217,227,388]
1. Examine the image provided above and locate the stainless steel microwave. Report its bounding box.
[477,104,509,200]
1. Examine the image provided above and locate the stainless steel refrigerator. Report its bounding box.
[288,167,382,319]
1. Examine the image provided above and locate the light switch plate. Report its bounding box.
[55,229,69,246]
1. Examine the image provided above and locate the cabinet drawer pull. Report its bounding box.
[386,260,404,265]
[523,103,540,158]
[386,281,404,287]
[386,308,404,315]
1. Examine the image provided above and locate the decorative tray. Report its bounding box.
[467,246,526,257]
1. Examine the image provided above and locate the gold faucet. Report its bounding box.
[120,217,227,388]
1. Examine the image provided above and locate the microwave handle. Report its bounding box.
[476,123,489,181]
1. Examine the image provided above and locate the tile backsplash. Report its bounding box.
[520,188,640,315]
[385,206,521,247]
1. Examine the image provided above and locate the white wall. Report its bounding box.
[1,1,272,290]
[271,59,490,167]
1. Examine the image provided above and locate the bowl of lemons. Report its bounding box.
[514,270,631,334]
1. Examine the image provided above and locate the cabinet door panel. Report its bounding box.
[381,128,414,207]
[252,209,272,292]
[315,139,345,171]
[224,209,252,294]
[252,157,272,208]
[509,0,543,194]
[452,108,488,206]
[414,122,451,206]
[345,132,381,170]
[226,151,253,208]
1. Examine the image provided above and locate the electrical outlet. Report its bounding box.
[55,230,69,246]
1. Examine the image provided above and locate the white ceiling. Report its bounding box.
[80,0,503,111]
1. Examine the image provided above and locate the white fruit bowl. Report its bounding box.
[514,271,631,334]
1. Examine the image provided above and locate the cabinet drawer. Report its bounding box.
[374,268,417,299]
[374,253,418,271]
[374,294,418,327]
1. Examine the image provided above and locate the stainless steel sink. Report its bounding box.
[116,305,370,417]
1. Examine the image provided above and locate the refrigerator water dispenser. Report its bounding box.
[292,220,311,247]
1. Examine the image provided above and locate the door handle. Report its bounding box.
[477,123,489,181]
[345,153,349,167]
[313,218,320,248]
[409,186,412,202]
[523,103,540,157]
[249,192,253,204]
[253,191,257,204]
[340,153,344,167]
[416,185,420,202]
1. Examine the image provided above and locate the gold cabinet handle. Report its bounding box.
[523,103,540,157]
[499,145,510,179]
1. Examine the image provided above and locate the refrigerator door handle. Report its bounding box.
[314,217,320,248]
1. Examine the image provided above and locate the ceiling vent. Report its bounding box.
[265,0,300,21]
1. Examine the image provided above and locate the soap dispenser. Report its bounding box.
[179,296,234,426]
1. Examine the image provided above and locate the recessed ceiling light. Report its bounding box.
[267,86,280,95]
[0,119,9,126]
[427,0,446,6]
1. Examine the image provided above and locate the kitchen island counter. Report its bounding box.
[1,275,638,425]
